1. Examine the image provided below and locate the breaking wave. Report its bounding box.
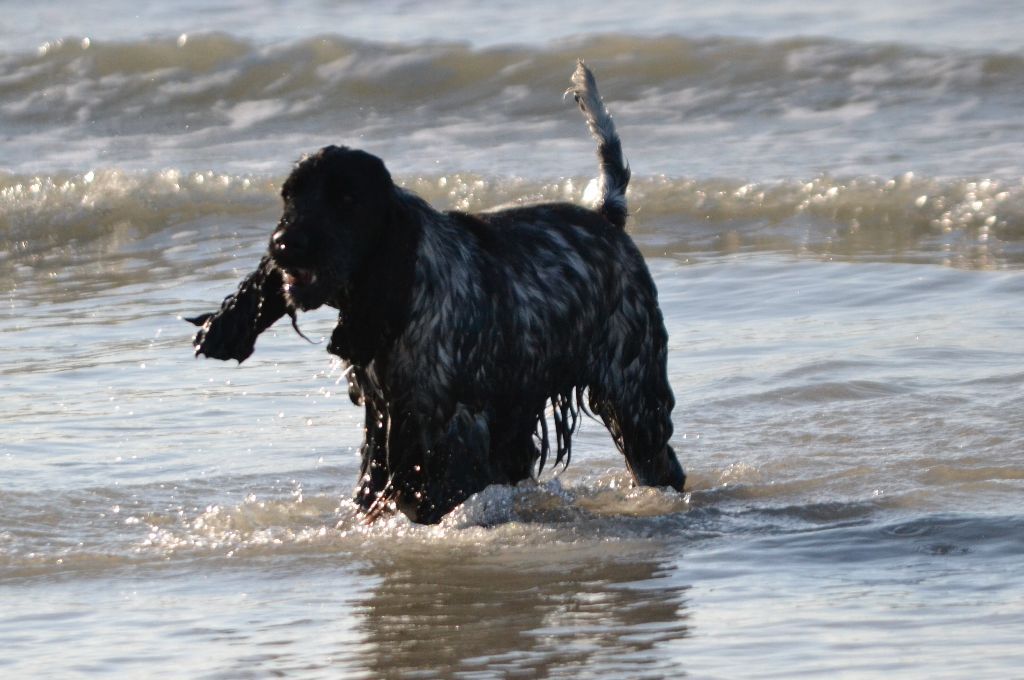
[3,169,1022,267]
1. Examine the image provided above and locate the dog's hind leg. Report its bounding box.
[590,321,686,493]
[592,376,685,492]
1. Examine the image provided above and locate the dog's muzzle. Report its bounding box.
[270,227,318,295]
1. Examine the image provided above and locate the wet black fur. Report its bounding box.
[189,119,684,526]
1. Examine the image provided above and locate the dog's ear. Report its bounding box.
[326,148,401,267]
[359,153,397,217]
[353,150,394,191]
[318,147,394,203]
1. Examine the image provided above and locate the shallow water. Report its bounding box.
[3,2,1024,678]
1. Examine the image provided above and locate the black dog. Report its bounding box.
[188,61,685,524]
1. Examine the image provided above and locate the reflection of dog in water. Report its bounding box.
[188,61,685,524]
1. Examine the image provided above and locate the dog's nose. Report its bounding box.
[270,228,308,257]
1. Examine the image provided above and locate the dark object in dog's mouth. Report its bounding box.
[282,268,316,292]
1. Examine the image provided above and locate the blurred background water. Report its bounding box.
[2,1,1023,677]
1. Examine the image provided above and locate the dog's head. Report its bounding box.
[270,145,395,311]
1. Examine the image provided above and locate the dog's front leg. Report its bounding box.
[353,399,390,511]
[186,255,287,363]
[378,404,494,524]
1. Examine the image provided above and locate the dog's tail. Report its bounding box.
[567,59,630,229]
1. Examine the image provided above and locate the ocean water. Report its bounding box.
[3,1,1024,678]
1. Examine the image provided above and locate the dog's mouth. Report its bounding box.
[282,268,317,292]
[278,266,328,311]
